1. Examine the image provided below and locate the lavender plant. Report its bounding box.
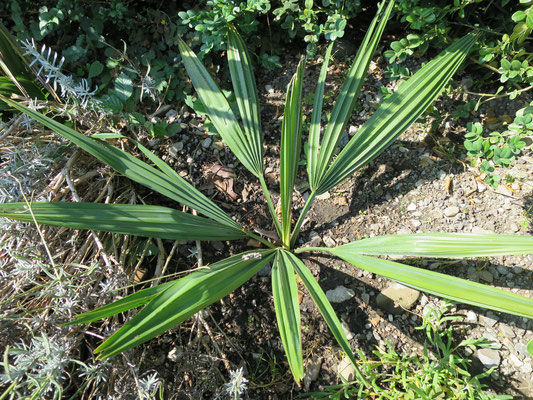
[1,0,533,386]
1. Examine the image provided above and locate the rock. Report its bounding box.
[478,270,494,283]
[376,283,420,314]
[411,219,421,228]
[317,192,330,200]
[444,206,460,217]
[509,353,523,368]
[336,196,349,206]
[323,236,336,248]
[478,348,501,368]
[466,310,478,323]
[201,137,212,149]
[257,263,272,277]
[265,84,274,94]
[326,286,355,303]
[480,313,498,327]
[168,347,182,362]
[348,125,358,136]
[341,321,354,340]
[472,226,493,234]
[499,324,516,338]
[407,203,417,211]
[477,181,487,193]
[496,265,508,275]
[516,343,531,359]
[337,356,355,381]
[303,357,322,391]
[361,293,370,304]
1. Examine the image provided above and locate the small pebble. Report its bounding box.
[444,206,460,217]
[326,286,355,303]
[201,137,212,149]
[478,270,494,283]
[477,348,501,368]
[407,203,417,211]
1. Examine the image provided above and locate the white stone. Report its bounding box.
[326,286,355,303]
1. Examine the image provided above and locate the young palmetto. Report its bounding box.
[1,0,533,385]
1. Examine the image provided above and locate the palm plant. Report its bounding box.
[1,0,533,384]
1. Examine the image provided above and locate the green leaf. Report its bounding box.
[324,252,533,319]
[179,39,262,177]
[0,202,247,241]
[286,251,360,371]
[95,250,276,358]
[309,0,394,191]
[114,72,133,101]
[528,339,533,357]
[226,25,263,173]
[88,61,104,79]
[280,57,305,247]
[64,280,176,326]
[327,233,533,258]
[0,96,239,229]
[317,32,478,194]
[307,42,333,196]
[273,251,303,382]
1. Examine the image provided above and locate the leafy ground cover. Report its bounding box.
[1,1,533,399]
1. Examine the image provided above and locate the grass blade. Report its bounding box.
[280,57,305,247]
[227,25,263,172]
[0,202,247,241]
[179,39,262,177]
[273,251,304,382]
[327,252,533,319]
[329,233,533,258]
[63,281,175,326]
[318,32,478,193]
[310,0,394,191]
[0,96,239,229]
[95,250,275,358]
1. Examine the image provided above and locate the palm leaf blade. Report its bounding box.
[273,251,304,382]
[179,40,261,177]
[329,252,533,319]
[280,58,305,246]
[318,32,477,193]
[227,25,263,169]
[63,281,176,326]
[311,0,394,191]
[0,202,247,241]
[95,250,276,358]
[287,252,359,368]
[331,233,533,258]
[0,96,238,228]
[307,42,333,189]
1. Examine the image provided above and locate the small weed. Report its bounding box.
[304,302,508,399]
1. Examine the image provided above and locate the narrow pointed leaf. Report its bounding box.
[95,250,275,358]
[0,202,247,241]
[273,251,303,382]
[227,25,263,170]
[330,233,533,258]
[310,0,394,191]
[318,32,478,193]
[326,252,533,319]
[63,281,176,326]
[280,58,305,246]
[286,252,359,368]
[179,40,262,177]
[307,42,333,189]
[0,96,239,229]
